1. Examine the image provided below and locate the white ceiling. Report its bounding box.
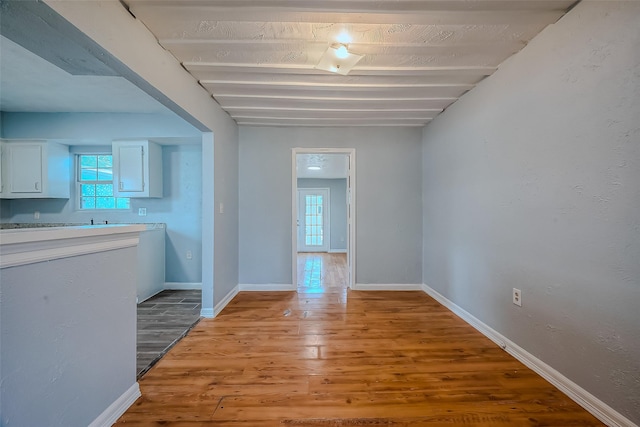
[0,1,575,128]
[0,36,171,114]
[123,0,575,127]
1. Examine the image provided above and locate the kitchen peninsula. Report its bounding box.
[0,224,145,426]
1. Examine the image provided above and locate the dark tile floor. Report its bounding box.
[136,289,202,378]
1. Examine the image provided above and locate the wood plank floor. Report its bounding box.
[117,254,602,426]
[297,252,347,290]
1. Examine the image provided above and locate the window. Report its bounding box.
[77,154,130,210]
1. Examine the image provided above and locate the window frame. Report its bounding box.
[75,153,131,211]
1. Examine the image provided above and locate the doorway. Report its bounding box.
[298,188,330,252]
[292,148,355,290]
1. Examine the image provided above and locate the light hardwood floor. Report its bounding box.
[297,252,348,291]
[116,253,602,426]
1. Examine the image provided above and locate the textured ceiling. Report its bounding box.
[0,36,171,114]
[124,0,576,127]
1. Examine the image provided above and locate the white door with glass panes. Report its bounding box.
[298,188,330,252]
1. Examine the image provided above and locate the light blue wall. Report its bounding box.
[421,2,640,423]
[239,126,422,286]
[198,110,239,314]
[212,117,240,308]
[1,112,203,283]
[297,178,347,252]
[0,112,200,143]
[1,246,138,426]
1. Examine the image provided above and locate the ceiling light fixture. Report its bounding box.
[315,43,363,76]
[307,166,322,171]
[335,45,349,59]
[336,31,352,45]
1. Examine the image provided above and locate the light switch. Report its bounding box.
[219,202,224,214]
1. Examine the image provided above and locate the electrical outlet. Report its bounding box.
[219,202,224,214]
[138,208,147,216]
[34,211,40,219]
[513,288,522,307]
[186,250,192,260]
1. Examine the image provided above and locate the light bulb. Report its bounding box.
[335,45,349,59]
[336,31,352,44]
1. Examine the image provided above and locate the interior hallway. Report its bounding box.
[297,252,348,293]
[117,252,602,426]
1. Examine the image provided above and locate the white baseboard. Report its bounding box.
[214,285,239,317]
[200,285,240,318]
[138,289,163,304]
[164,282,202,290]
[328,249,347,253]
[200,307,214,318]
[239,283,296,291]
[422,283,637,427]
[88,382,140,427]
[353,283,423,291]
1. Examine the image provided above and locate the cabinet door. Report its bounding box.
[10,144,42,193]
[117,144,145,192]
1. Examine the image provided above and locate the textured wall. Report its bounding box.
[0,247,138,426]
[421,1,640,422]
[239,126,422,285]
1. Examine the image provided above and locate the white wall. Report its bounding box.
[421,1,640,423]
[239,126,422,286]
[1,112,203,284]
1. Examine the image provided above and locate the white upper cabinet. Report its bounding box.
[0,140,70,199]
[113,140,163,198]
[10,144,42,193]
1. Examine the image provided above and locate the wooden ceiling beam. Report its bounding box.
[126,0,574,13]
[184,62,497,76]
[127,5,565,26]
[214,96,457,110]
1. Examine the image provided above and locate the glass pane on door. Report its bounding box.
[305,194,323,246]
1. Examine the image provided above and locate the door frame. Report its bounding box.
[297,188,331,253]
[292,147,356,289]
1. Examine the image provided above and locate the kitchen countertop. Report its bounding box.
[0,222,165,230]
